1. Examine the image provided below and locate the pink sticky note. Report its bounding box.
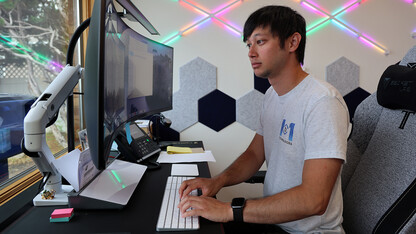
[51,208,74,219]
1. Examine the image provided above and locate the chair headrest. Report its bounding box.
[377,64,416,112]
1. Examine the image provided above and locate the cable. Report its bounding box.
[66,18,90,66]
[37,172,51,194]
[65,17,91,153]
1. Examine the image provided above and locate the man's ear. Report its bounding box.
[288,32,301,52]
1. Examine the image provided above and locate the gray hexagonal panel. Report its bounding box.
[236,89,264,131]
[163,90,198,132]
[179,57,217,99]
[326,57,359,96]
[163,57,217,132]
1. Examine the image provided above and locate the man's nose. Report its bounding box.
[248,46,257,58]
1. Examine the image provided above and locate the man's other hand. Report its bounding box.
[178,196,233,223]
[178,177,223,199]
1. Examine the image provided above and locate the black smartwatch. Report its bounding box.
[231,197,246,222]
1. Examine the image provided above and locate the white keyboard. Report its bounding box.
[156,176,199,231]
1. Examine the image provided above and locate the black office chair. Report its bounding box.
[246,46,416,233]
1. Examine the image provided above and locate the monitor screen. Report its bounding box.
[84,0,173,170]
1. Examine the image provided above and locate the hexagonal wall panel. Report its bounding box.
[236,89,264,131]
[326,57,359,96]
[163,57,217,132]
[198,89,236,132]
[163,90,199,132]
[254,74,271,94]
[343,87,370,122]
[179,57,217,98]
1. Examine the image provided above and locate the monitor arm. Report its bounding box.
[115,0,159,35]
[22,65,82,197]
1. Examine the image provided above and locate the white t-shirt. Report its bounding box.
[257,75,349,233]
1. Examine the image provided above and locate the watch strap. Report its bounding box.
[233,205,244,222]
[232,197,245,222]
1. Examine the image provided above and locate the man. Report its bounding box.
[178,5,349,233]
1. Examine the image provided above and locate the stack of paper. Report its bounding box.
[50,208,74,223]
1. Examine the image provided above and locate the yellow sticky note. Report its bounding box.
[167,146,193,154]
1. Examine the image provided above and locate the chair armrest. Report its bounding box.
[245,170,266,184]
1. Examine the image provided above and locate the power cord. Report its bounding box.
[37,172,51,194]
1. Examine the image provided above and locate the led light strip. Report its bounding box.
[300,0,390,55]
[162,0,242,44]
[164,0,395,56]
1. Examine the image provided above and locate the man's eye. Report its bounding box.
[246,44,252,48]
[257,40,264,45]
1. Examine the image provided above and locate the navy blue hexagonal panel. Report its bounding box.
[198,89,236,132]
[343,87,370,122]
[254,74,271,94]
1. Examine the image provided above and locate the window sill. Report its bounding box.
[0,169,42,206]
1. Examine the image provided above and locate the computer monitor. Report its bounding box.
[84,0,173,170]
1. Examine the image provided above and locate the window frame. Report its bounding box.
[0,0,94,227]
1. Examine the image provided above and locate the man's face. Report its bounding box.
[245,27,289,79]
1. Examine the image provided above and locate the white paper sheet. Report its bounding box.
[157,150,216,163]
[171,164,199,176]
[53,149,81,192]
[53,148,100,192]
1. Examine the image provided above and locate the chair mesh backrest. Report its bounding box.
[342,46,416,234]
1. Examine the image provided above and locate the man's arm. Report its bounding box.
[243,158,343,223]
[179,157,343,223]
[179,133,265,198]
[215,133,266,187]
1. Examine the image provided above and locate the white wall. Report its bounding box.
[126,0,416,201]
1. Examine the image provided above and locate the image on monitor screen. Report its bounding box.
[122,28,173,120]
[84,0,173,170]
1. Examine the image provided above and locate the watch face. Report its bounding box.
[232,197,245,207]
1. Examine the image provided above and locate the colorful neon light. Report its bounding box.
[300,0,389,55]
[404,0,416,4]
[306,19,331,36]
[162,0,242,44]
[164,0,391,55]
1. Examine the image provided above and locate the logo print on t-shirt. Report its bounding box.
[279,119,295,145]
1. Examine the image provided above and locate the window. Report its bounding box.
[0,0,83,220]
